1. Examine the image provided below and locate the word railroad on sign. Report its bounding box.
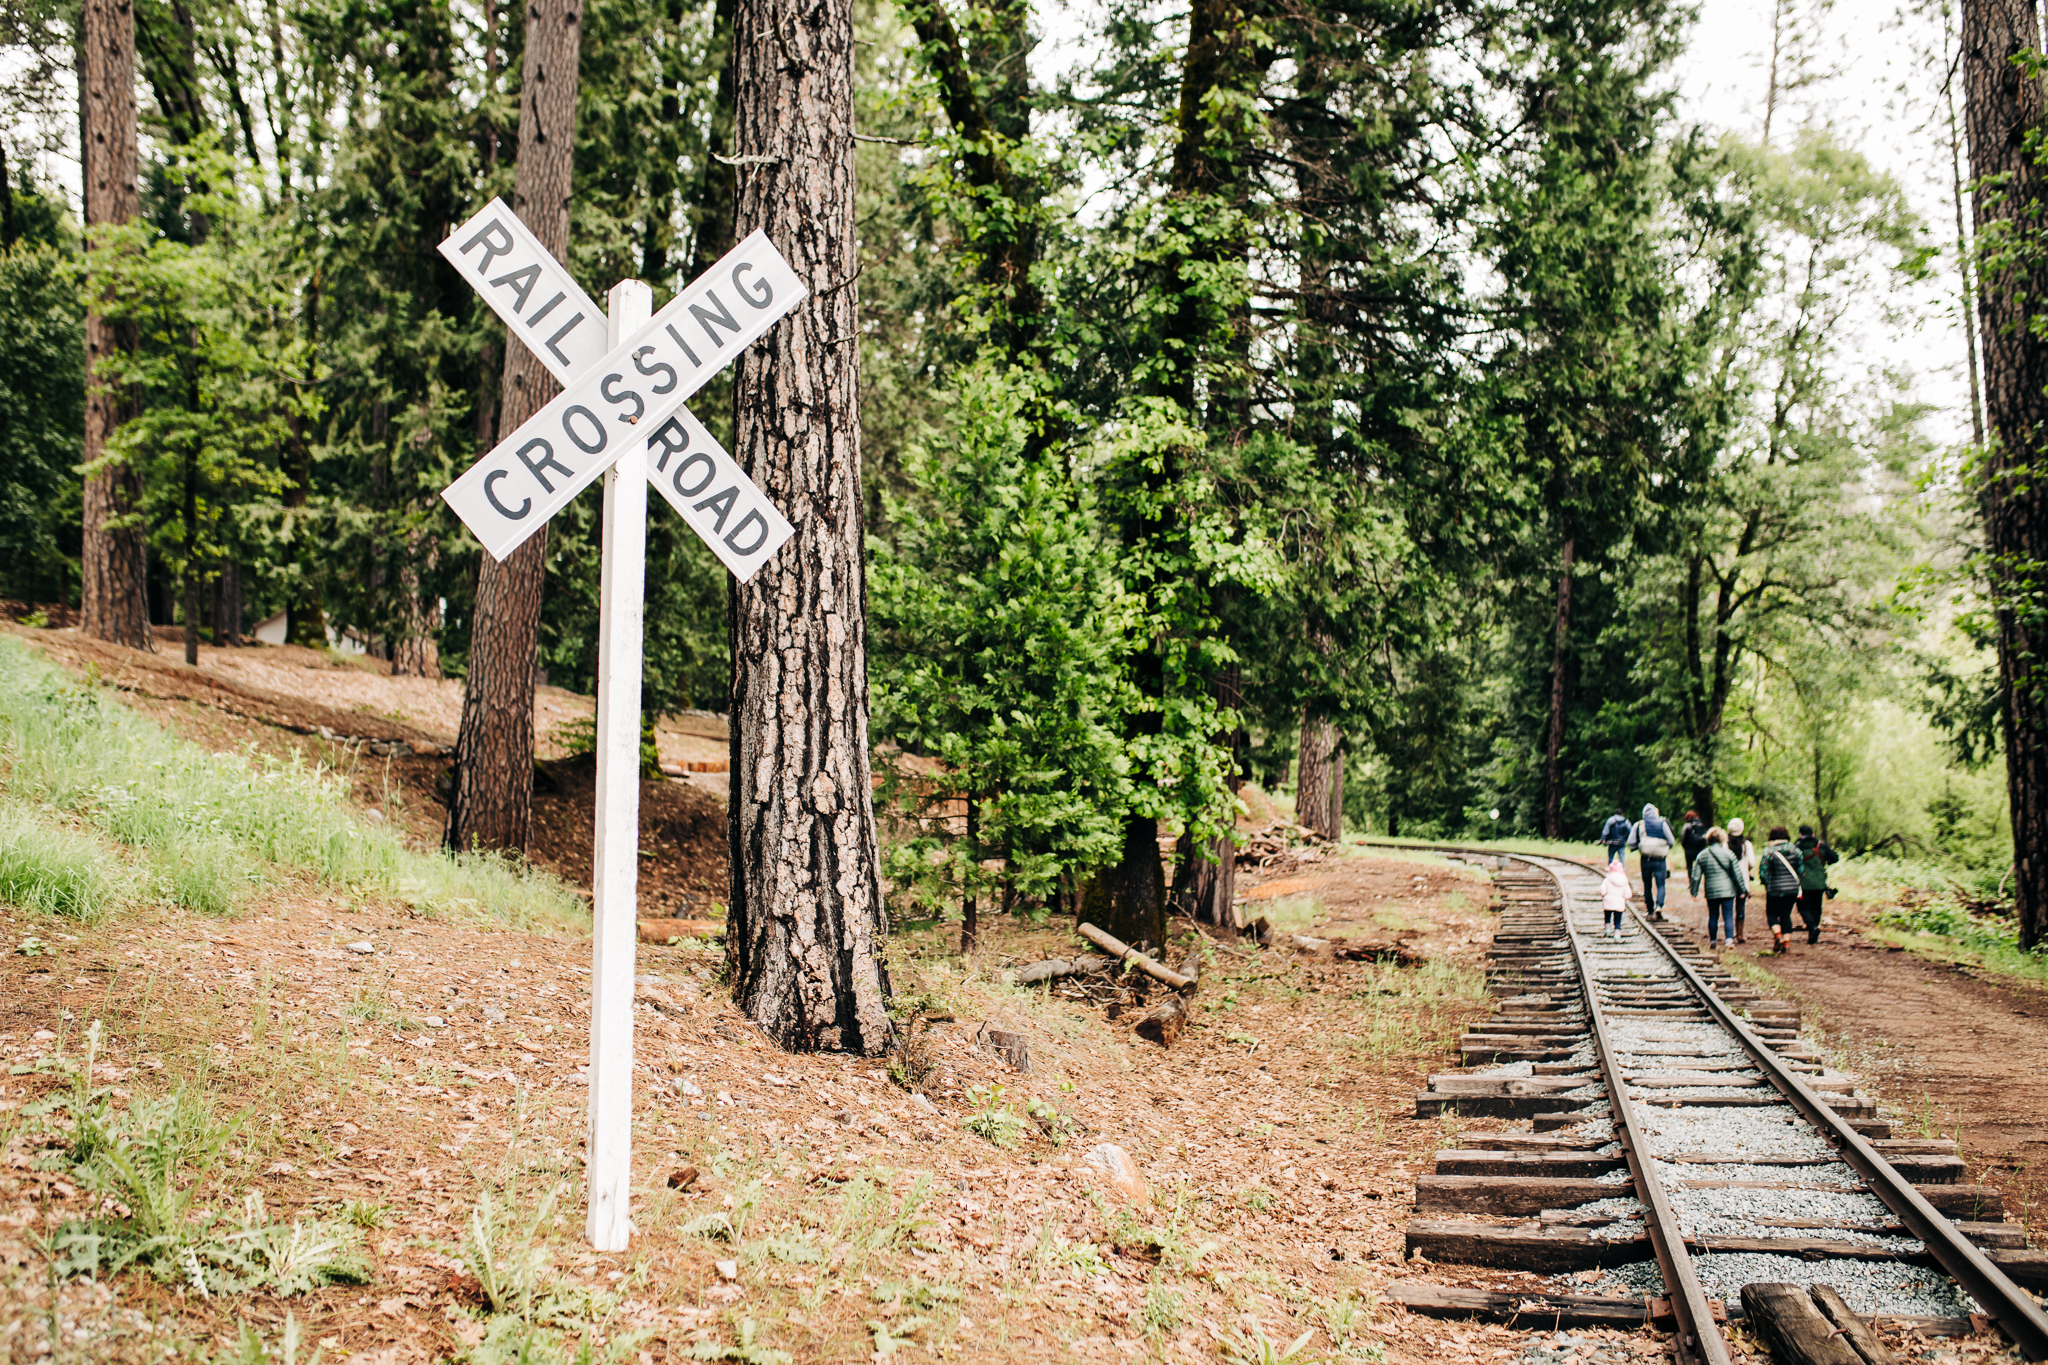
[439,199,807,1252]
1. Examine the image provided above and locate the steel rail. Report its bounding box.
[1549,859,1732,1365]
[1355,839,2048,1355]
[1605,892,2048,1360]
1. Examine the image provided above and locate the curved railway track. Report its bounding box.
[1375,845,2048,1363]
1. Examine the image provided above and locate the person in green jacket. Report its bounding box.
[1794,824,1840,945]
[1687,827,1748,949]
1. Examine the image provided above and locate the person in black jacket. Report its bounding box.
[1759,826,1804,955]
[1679,811,1708,900]
[1599,807,1631,866]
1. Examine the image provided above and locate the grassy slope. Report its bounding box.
[0,635,585,931]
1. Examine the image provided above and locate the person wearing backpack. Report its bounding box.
[1687,827,1748,949]
[1794,824,1840,945]
[1599,807,1631,866]
[1760,825,1805,954]
[1629,804,1677,919]
[1679,811,1709,899]
[1726,817,1757,944]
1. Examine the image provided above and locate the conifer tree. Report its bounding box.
[869,364,1132,949]
[80,0,151,648]
[447,0,583,853]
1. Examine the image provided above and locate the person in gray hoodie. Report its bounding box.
[1628,804,1678,919]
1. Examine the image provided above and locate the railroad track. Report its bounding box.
[1373,846,2048,1364]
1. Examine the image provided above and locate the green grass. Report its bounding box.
[0,637,586,929]
[1342,956,1487,1073]
[0,800,129,919]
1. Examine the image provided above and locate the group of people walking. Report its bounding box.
[1597,804,1838,954]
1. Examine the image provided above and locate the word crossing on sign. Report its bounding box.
[438,201,802,577]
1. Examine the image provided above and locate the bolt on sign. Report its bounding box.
[439,200,807,1251]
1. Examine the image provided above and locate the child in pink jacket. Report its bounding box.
[1601,858,1631,939]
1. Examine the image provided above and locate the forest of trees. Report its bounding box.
[0,0,2030,943]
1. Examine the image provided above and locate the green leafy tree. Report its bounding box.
[868,364,1135,949]
[87,142,308,665]
[0,172,84,606]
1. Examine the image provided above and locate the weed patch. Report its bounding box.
[34,1030,366,1296]
[0,800,126,919]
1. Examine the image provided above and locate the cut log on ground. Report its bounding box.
[1739,1283,1864,1365]
[1808,1283,1896,1365]
[1135,947,1202,1047]
[1388,1283,1647,1329]
[1004,954,1112,986]
[1076,923,1198,990]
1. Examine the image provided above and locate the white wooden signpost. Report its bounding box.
[438,200,806,1250]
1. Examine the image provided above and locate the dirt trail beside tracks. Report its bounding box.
[1665,892,2048,1232]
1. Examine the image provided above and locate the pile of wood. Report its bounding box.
[1004,922,1205,1048]
[1233,820,1334,873]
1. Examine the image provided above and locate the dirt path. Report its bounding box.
[1693,899,2048,1232]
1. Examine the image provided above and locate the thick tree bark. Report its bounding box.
[1083,821,1166,948]
[446,0,581,853]
[1327,737,1344,836]
[723,0,892,1054]
[1297,711,1338,839]
[79,0,151,651]
[392,544,441,677]
[1961,0,2048,948]
[960,790,978,954]
[1169,662,1244,928]
[1542,538,1574,837]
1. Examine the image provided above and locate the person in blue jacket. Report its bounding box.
[1629,804,1678,919]
[1599,807,1631,865]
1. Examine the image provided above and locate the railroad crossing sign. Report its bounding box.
[438,200,808,1251]
[439,200,802,573]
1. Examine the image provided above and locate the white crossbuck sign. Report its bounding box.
[439,200,807,1252]
[439,199,802,575]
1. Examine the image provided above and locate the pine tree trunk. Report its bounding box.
[79,0,150,651]
[1327,737,1344,837]
[445,0,581,853]
[1297,711,1337,838]
[1169,663,1243,928]
[1962,0,2048,948]
[1542,537,1574,837]
[1085,820,1165,948]
[961,789,978,954]
[723,0,891,1054]
[285,270,327,648]
[392,536,441,678]
[181,448,200,665]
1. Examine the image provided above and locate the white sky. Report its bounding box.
[1669,0,1976,447]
